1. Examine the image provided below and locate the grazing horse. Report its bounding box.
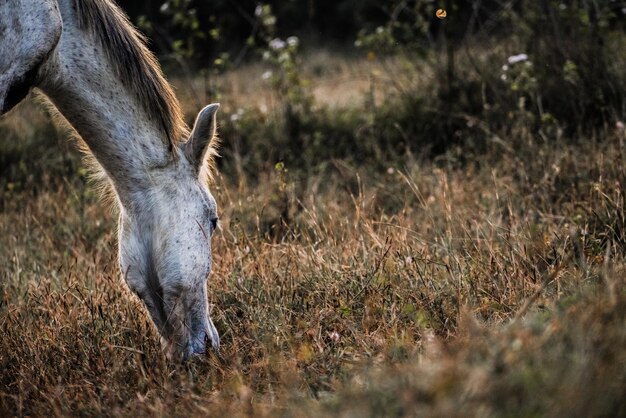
[0,0,222,361]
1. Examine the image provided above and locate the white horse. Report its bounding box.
[0,0,222,361]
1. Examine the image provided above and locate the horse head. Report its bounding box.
[118,104,222,361]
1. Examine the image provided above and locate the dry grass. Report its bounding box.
[1,52,626,416]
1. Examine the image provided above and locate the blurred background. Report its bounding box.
[126,0,626,171]
[2,0,626,185]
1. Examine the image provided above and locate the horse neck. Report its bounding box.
[37,0,173,205]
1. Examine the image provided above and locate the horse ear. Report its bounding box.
[185,103,219,172]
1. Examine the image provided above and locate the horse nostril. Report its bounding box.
[187,333,208,357]
[183,342,207,362]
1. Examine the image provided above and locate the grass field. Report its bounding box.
[1,49,625,417]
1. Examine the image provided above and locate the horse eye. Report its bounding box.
[210,217,218,232]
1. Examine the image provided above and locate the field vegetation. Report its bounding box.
[1,1,625,416]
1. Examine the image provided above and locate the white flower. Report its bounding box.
[254,5,263,17]
[160,2,169,13]
[278,51,290,63]
[501,64,509,72]
[500,74,507,81]
[231,108,244,122]
[269,38,285,51]
[287,36,299,47]
[262,70,273,81]
[507,53,529,65]
[262,51,271,60]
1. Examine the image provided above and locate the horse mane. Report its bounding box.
[72,0,189,149]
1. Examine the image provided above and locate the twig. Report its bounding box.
[111,345,145,355]
[511,266,561,324]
